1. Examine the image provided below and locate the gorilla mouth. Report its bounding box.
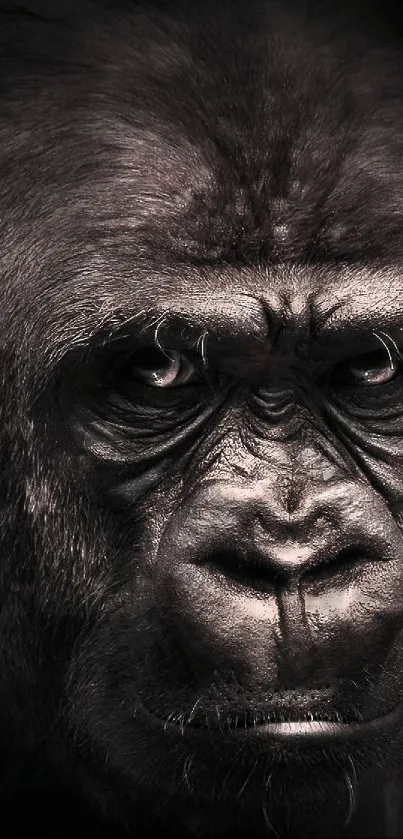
[142,699,403,745]
[185,706,366,727]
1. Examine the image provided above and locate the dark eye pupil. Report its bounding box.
[130,348,198,388]
[131,348,180,387]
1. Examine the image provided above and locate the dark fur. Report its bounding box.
[2,1,403,836]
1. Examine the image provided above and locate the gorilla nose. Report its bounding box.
[203,479,391,589]
[249,520,364,587]
[242,478,387,586]
[160,476,402,593]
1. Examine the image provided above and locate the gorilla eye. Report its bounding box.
[131,347,199,388]
[333,347,401,387]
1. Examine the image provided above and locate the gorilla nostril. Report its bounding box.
[303,547,376,586]
[205,549,282,591]
[204,546,376,591]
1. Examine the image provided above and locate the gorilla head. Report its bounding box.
[1,0,403,836]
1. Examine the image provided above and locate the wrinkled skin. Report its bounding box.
[2,0,403,836]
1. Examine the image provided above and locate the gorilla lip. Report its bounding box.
[140,703,403,746]
[229,707,403,744]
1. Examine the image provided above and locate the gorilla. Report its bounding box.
[2,0,403,836]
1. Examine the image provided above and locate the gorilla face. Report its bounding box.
[2,0,403,836]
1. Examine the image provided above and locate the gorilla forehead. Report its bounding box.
[3,0,403,365]
[79,0,403,266]
[4,0,403,267]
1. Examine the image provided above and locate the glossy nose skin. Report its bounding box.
[248,479,384,587]
[163,474,401,588]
